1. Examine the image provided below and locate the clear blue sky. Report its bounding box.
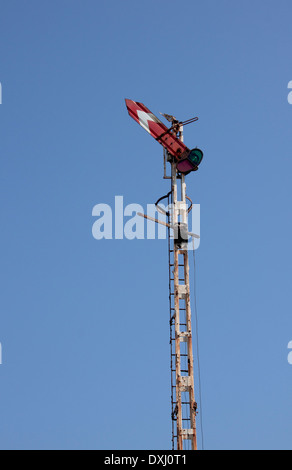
[0,0,292,450]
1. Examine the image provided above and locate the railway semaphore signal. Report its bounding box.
[125,98,204,450]
[125,99,203,174]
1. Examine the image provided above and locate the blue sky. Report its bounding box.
[0,0,292,450]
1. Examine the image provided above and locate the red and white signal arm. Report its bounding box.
[125,99,203,174]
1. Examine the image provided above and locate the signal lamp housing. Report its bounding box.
[177,148,204,174]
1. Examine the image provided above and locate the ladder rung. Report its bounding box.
[172,401,192,405]
[170,339,190,342]
[171,402,192,406]
[171,354,189,356]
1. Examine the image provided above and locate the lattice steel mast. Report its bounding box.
[166,124,198,450]
[125,100,203,450]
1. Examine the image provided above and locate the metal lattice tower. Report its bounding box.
[167,127,198,451]
[125,100,203,450]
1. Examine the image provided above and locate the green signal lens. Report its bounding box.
[188,148,204,166]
